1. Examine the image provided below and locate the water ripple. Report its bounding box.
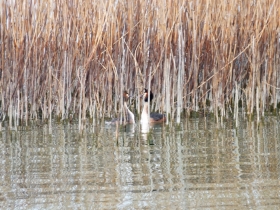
[0,117,279,209]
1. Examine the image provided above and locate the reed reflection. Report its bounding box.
[0,117,279,209]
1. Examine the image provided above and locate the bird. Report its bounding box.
[107,90,135,125]
[141,88,166,124]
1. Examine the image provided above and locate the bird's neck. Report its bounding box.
[124,101,135,124]
[141,102,150,123]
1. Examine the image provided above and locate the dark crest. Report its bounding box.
[144,88,153,102]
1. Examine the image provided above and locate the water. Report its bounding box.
[0,117,279,209]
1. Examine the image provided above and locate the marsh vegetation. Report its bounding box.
[1,0,280,129]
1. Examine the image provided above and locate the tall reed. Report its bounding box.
[0,0,279,129]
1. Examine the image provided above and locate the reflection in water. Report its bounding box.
[0,117,280,209]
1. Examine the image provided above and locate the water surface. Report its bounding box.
[0,117,280,209]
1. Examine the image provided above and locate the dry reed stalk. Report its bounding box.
[176,25,184,124]
[234,82,239,127]
[163,57,171,124]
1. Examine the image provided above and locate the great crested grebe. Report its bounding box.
[141,88,166,124]
[108,90,135,125]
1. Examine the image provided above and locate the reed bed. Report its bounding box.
[0,0,280,129]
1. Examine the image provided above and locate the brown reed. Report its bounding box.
[0,0,279,129]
